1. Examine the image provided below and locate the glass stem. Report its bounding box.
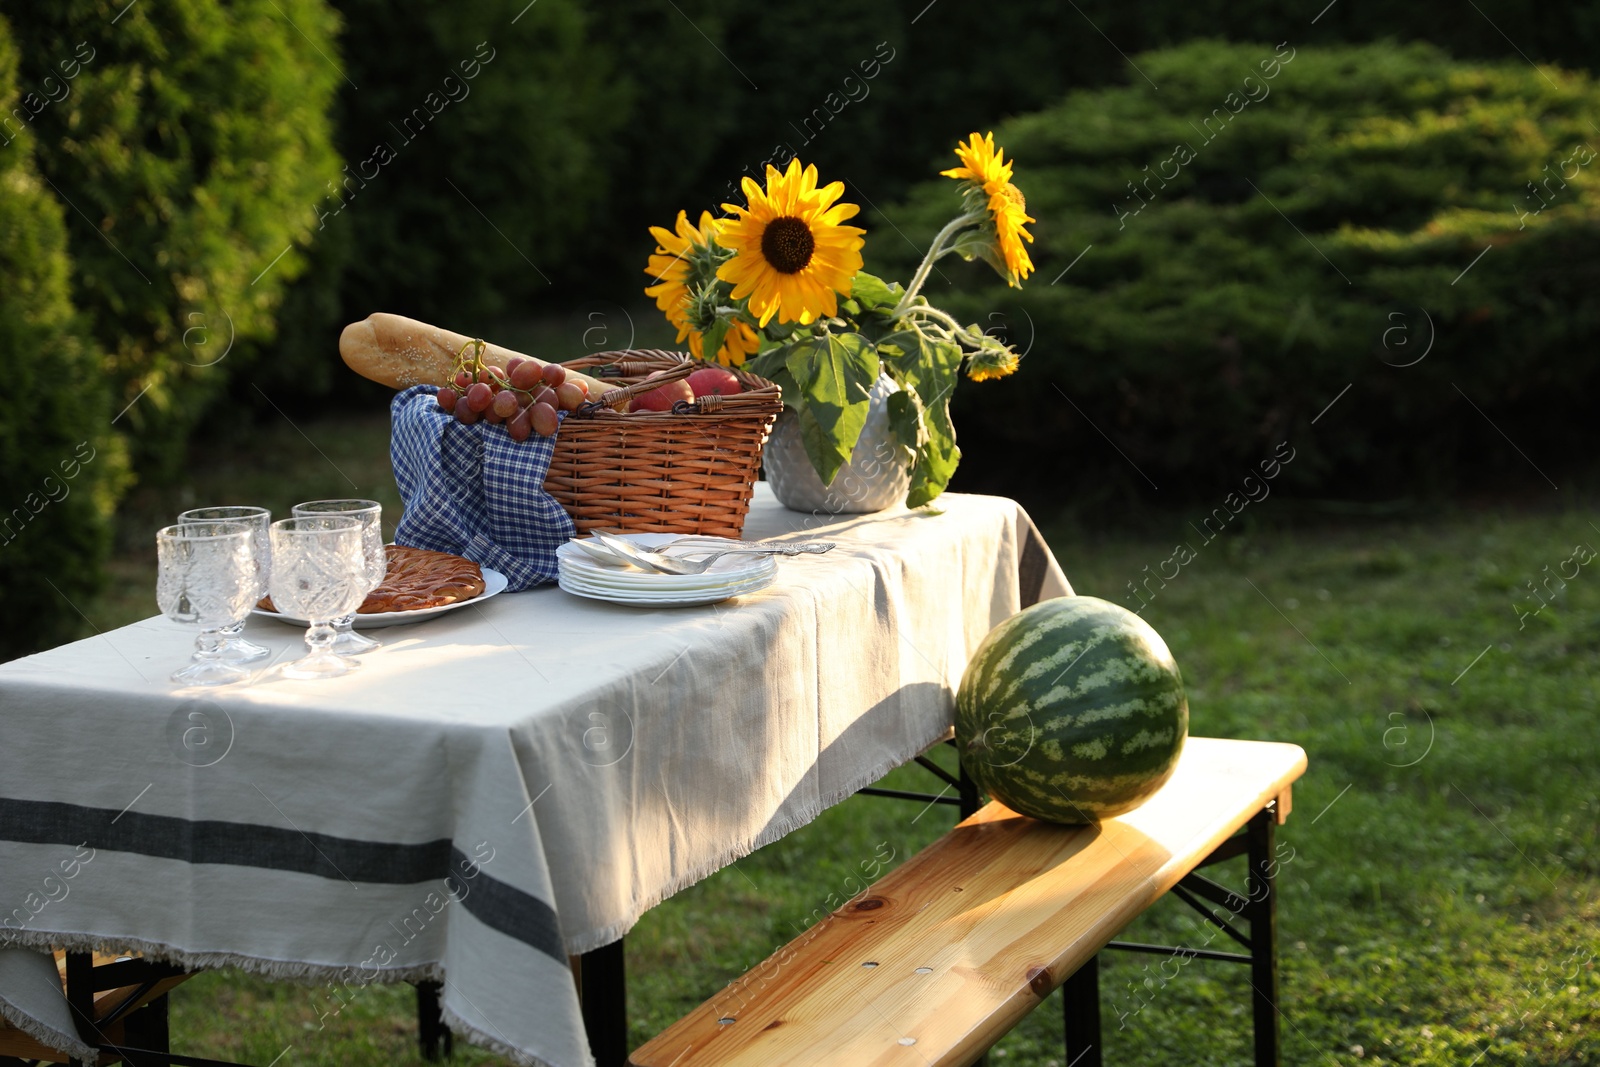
[195,628,225,661]
[306,622,337,655]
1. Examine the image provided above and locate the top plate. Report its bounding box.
[253,567,509,629]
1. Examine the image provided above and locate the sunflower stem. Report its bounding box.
[900,304,967,338]
[892,211,986,319]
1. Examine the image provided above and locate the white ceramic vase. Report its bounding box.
[762,374,912,514]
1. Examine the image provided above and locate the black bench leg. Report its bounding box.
[123,992,173,1065]
[581,938,628,1067]
[1246,808,1281,1067]
[417,980,453,1060]
[1062,952,1103,1067]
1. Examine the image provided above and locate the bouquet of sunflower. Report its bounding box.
[643,132,1034,508]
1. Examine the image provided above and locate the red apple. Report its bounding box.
[630,379,694,412]
[686,367,743,398]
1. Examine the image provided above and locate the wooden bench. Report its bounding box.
[629,737,1307,1067]
[0,950,192,1066]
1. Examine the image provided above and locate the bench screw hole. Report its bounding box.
[718,1017,736,1025]
[861,961,878,968]
[914,967,933,974]
[899,1037,917,1046]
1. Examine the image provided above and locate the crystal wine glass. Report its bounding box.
[268,515,368,680]
[156,521,258,687]
[177,506,272,663]
[292,499,386,654]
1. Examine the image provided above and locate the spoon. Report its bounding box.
[589,532,835,575]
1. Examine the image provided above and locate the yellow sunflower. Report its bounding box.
[642,210,753,365]
[942,132,1035,287]
[717,158,866,327]
[966,346,1019,382]
[643,209,721,335]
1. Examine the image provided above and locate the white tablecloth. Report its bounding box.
[0,484,1069,1067]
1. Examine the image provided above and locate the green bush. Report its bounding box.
[0,0,343,474]
[256,0,1600,403]
[0,14,126,661]
[251,0,641,396]
[874,40,1600,504]
[320,0,625,322]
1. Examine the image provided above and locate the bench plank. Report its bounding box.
[630,737,1306,1067]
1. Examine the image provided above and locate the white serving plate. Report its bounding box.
[557,563,776,598]
[253,568,509,629]
[556,569,773,607]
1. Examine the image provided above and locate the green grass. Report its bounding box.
[84,416,1600,1066]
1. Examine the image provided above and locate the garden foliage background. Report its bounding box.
[1,0,1598,658]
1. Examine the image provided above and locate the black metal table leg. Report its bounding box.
[1246,807,1281,1067]
[956,756,982,820]
[1062,951,1104,1067]
[65,950,97,1067]
[417,979,453,1060]
[581,938,628,1067]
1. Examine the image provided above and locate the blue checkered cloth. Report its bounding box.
[390,385,574,591]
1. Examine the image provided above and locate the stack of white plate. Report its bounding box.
[556,534,778,606]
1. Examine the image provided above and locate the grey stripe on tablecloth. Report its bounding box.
[0,798,565,964]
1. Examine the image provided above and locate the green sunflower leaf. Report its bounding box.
[698,318,731,366]
[899,334,963,507]
[849,271,900,311]
[785,332,880,486]
[885,387,923,455]
[875,330,921,362]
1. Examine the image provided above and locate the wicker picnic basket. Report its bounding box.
[544,350,783,538]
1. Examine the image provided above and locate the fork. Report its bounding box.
[589,532,835,575]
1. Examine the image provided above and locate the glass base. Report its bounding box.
[217,634,272,663]
[172,659,251,687]
[328,627,381,655]
[280,649,361,680]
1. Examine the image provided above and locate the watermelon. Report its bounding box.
[955,596,1188,824]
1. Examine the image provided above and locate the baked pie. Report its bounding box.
[259,545,485,614]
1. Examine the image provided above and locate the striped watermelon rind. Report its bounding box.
[955,595,1188,824]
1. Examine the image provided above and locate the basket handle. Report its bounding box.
[587,361,696,411]
[562,350,689,378]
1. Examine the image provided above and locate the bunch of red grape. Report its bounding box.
[435,356,590,441]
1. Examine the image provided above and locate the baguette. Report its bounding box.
[339,313,609,395]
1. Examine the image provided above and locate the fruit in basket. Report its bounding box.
[687,366,742,398]
[556,382,587,409]
[631,379,694,412]
[954,596,1188,825]
[464,383,494,412]
[541,363,567,388]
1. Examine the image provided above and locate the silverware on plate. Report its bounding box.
[576,532,836,575]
